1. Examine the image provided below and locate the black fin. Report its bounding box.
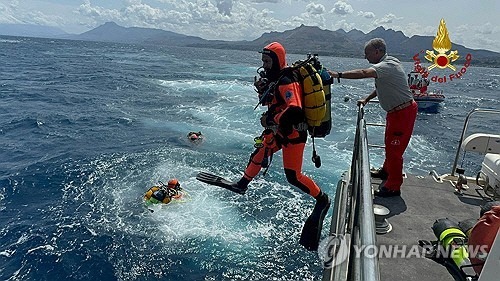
[300,196,331,251]
[196,172,246,195]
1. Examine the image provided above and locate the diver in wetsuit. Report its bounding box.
[144,179,182,204]
[197,42,330,251]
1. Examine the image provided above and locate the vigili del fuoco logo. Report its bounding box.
[412,19,472,83]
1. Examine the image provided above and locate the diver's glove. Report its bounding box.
[254,77,269,94]
[293,122,308,131]
[260,112,276,128]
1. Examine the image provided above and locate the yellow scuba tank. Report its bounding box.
[298,63,326,129]
[293,54,332,137]
[292,54,334,168]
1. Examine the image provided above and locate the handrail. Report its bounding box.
[357,105,381,281]
[324,103,380,281]
[450,108,500,176]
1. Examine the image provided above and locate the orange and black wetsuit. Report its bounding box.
[241,42,322,198]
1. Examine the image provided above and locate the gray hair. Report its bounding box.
[365,38,386,54]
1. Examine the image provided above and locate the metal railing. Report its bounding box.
[324,104,380,281]
[357,106,380,281]
[450,108,500,176]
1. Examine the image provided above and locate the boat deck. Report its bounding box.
[372,174,490,281]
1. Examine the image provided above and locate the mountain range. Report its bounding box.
[1,22,499,67]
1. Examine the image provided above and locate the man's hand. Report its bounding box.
[254,77,268,94]
[327,70,338,78]
[357,98,368,106]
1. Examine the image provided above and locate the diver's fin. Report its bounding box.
[300,195,331,251]
[196,172,247,195]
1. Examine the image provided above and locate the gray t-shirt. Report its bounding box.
[371,54,413,112]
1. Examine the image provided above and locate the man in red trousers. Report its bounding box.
[328,38,418,197]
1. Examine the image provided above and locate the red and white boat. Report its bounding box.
[408,71,445,110]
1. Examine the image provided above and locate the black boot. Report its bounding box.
[230,177,250,195]
[312,191,331,220]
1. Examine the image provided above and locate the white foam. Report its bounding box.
[0,249,16,257]
[27,245,55,254]
[0,39,21,43]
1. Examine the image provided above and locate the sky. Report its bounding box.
[1,0,499,52]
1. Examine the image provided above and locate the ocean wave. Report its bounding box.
[0,39,21,43]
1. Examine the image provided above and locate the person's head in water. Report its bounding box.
[188,131,202,141]
[168,179,181,190]
[364,38,386,64]
[260,42,286,80]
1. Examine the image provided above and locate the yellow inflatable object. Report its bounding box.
[144,186,171,204]
[298,63,326,127]
[144,186,159,200]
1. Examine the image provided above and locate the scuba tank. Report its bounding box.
[298,54,333,168]
[309,67,332,168]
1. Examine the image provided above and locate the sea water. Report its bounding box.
[0,36,499,281]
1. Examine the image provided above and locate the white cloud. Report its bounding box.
[124,0,142,5]
[403,22,436,37]
[10,1,19,8]
[373,13,402,25]
[3,0,497,53]
[0,3,19,23]
[215,0,233,16]
[475,22,496,35]
[76,0,122,28]
[333,19,354,31]
[455,24,469,34]
[450,23,500,52]
[357,11,375,19]
[252,0,280,3]
[0,1,67,26]
[305,3,325,15]
[73,0,329,40]
[331,1,353,16]
[26,10,65,26]
[468,35,500,52]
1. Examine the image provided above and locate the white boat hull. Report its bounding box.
[415,99,443,109]
[413,93,445,110]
